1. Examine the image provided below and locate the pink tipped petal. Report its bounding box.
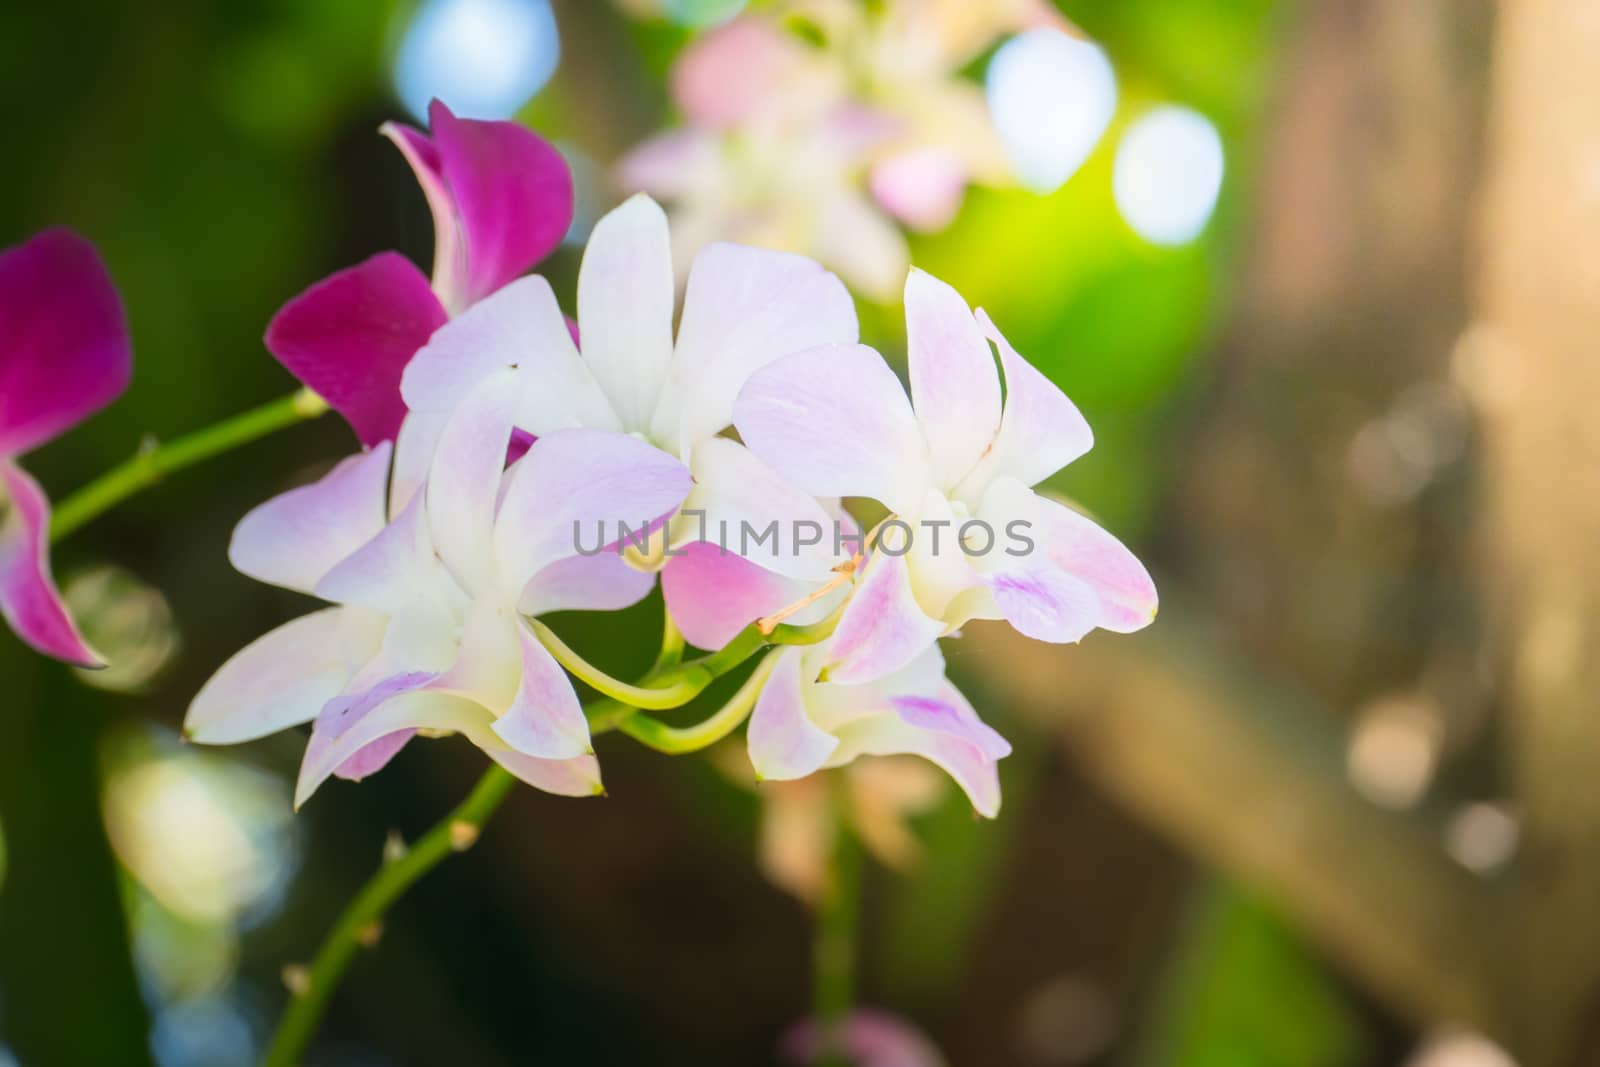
[185,607,384,744]
[0,229,131,456]
[426,369,519,592]
[734,344,930,514]
[493,623,591,759]
[890,691,1011,761]
[576,195,677,431]
[781,1009,949,1067]
[661,243,858,451]
[391,102,574,313]
[979,477,1158,639]
[904,270,1002,489]
[957,309,1093,496]
[493,428,691,592]
[229,443,393,595]
[678,438,843,580]
[822,551,946,685]
[265,253,447,447]
[662,543,803,650]
[402,275,620,433]
[870,149,970,232]
[830,713,1002,818]
[519,551,657,617]
[748,649,839,781]
[487,748,604,798]
[0,462,101,666]
[317,671,437,780]
[297,689,491,808]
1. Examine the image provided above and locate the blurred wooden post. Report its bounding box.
[1472,1,1600,1062]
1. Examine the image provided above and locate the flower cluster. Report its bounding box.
[618,0,1068,300]
[181,104,1157,817]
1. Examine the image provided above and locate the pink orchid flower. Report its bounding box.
[0,229,132,667]
[401,193,859,648]
[749,638,1009,818]
[265,100,572,447]
[736,268,1158,684]
[782,1008,948,1067]
[185,370,691,806]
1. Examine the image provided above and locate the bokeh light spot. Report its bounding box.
[1112,105,1225,246]
[394,0,559,121]
[986,29,1118,194]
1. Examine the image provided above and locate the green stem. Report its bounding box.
[50,389,328,543]
[618,653,777,755]
[650,600,685,674]
[814,774,862,1067]
[262,764,517,1067]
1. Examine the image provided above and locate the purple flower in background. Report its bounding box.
[0,229,132,666]
[782,1008,948,1067]
[265,99,573,446]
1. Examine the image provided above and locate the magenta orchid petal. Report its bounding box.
[0,229,131,457]
[748,648,840,781]
[519,551,657,617]
[493,428,691,592]
[265,252,447,447]
[662,543,804,650]
[492,623,592,760]
[486,748,604,798]
[822,551,946,685]
[978,476,1159,639]
[228,442,393,596]
[0,461,102,666]
[904,269,1002,488]
[402,100,574,313]
[659,242,858,452]
[735,343,931,515]
[184,606,385,744]
[575,194,677,432]
[957,308,1093,497]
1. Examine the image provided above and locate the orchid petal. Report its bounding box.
[316,490,458,617]
[229,443,392,595]
[401,275,619,433]
[813,188,911,305]
[735,344,930,515]
[657,243,857,452]
[319,671,436,780]
[386,102,574,313]
[890,690,1011,761]
[903,489,982,620]
[822,550,945,685]
[977,477,1158,640]
[748,648,839,781]
[677,437,843,580]
[297,689,491,808]
[0,462,101,666]
[185,606,384,744]
[388,410,446,519]
[519,551,657,617]
[830,708,1002,818]
[870,149,970,232]
[493,622,591,759]
[661,543,805,651]
[493,428,690,594]
[264,253,446,447]
[486,748,604,798]
[904,270,1001,489]
[576,195,677,432]
[426,369,518,593]
[0,229,131,456]
[955,309,1092,498]
[431,600,519,712]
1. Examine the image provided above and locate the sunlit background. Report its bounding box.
[9,0,1587,1064]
